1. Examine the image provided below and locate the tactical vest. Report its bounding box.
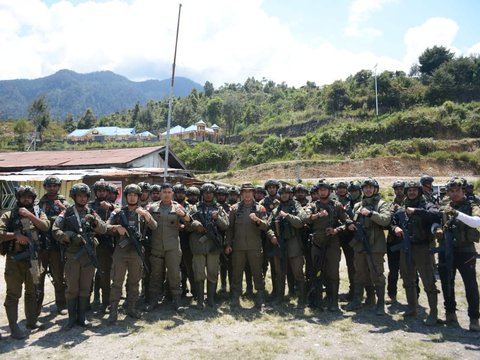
[1,205,41,255]
[451,200,480,246]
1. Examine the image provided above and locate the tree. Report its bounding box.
[222,94,243,138]
[28,95,50,146]
[137,107,154,131]
[323,81,350,116]
[130,102,140,127]
[63,113,76,133]
[204,81,214,97]
[13,119,30,150]
[418,46,454,77]
[77,108,96,129]
[205,97,223,125]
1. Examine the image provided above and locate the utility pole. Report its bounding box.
[163,3,182,180]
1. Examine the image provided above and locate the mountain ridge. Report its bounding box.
[0,69,203,119]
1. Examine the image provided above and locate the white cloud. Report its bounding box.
[403,17,459,67]
[0,0,442,89]
[467,42,480,56]
[344,0,396,39]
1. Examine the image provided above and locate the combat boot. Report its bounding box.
[470,318,480,332]
[255,290,266,309]
[230,293,240,308]
[273,280,286,305]
[196,282,205,310]
[364,286,376,307]
[424,292,438,326]
[345,285,364,311]
[375,286,386,316]
[207,282,217,307]
[6,304,27,340]
[172,295,185,313]
[36,291,45,317]
[327,281,340,312]
[108,302,119,324]
[77,297,92,327]
[403,287,418,317]
[126,302,141,319]
[445,312,459,327]
[296,281,306,309]
[56,301,68,316]
[64,298,78,331]
[25,298,45,330]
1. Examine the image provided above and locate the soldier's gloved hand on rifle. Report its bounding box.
[326,227,339,236]
[347,223,357,232]
[85,214,97,227]
[195,224,206,233]
[443,206,458,218]
[59,231,74,244]
[14,233,29,246]
[69,233,84,246]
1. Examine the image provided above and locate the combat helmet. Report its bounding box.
[15,185,37,200]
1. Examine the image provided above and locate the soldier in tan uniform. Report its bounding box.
[147,183,191,312]
[305,180,350,311]
[37,176,69,315]
[346,178,391,315]
[226,183,268,308]
[106,184,157,323]
[52,183,107,330]
[266,185,308,307]
[187,183,229,308]
[0,186,50,339]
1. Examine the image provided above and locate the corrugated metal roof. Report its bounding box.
[94,127,135,136]
[137,131,156,137]
[67,129,91,137]
[0,167,191,181]
[0,146,165,169]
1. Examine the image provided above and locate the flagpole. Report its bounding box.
[163,3,182,180]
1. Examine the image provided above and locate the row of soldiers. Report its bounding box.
[0,174,479,341]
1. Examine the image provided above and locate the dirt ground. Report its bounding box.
[0,251,479,359]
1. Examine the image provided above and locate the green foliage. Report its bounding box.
[175,142,234,172]
[238,136,298,167]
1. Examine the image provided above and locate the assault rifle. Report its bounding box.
[70,217,99,269]
[191,208,225,254]
[390,210,413,267]
[431,214,456,297]
[119,211,149,273]
[351,215,378,276]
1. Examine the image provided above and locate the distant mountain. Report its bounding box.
[0,69,203,119]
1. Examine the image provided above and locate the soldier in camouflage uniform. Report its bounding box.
[187,183,229,308]
[0,186,50,339]
[294,184,314,293]
[186,186,200,206]
[138,182,151,208]
[465,181,480,204]
[216,186,233,294]
[174,182,195,298]
[37,176,69,315]
[52,183,107,330]
[147,183,191,312]
[228,186,240,206]
[226,183,268,308]
[106,184,157,322]
[420,175,438,205]
[346,178,391,315]
[435,177,480,331]
[259,179,281,298]
[266,185,308,307]
[305,180,350,311]
[335,181,357,302]
[391,180,440,326]
[150,184,162,203]
[89,179,116,313]
[385,180,405,304]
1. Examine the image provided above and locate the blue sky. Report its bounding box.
[1,0,479,87]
